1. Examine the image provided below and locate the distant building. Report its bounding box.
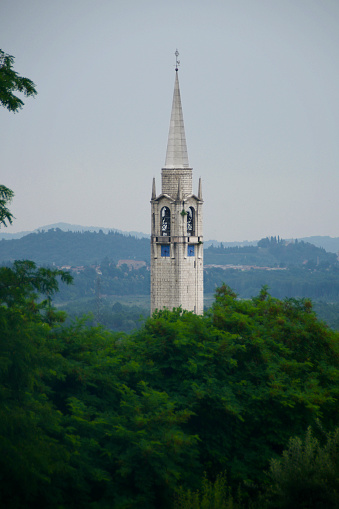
[150,55,203,314]
[117,260,147,270]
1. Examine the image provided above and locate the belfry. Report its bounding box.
[150,52,203,314]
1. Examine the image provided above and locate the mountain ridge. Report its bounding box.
[0,222,149,241]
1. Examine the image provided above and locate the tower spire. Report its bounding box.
[164,50,189,169]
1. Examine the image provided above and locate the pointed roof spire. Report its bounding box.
[164,51,189,169]
[151,177,156,200]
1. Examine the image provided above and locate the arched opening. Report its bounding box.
[187,206,195,236]
[161,206,171,236]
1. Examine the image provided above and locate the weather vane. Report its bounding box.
[175,49,180,71]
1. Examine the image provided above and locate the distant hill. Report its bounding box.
[206,236,339,253]
[204,237,337,267]
[298,236,339,254]
[0,222,149,241]
[0,228,150,266]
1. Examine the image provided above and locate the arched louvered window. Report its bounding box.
[187,206,195,236]
[161,206,171,236]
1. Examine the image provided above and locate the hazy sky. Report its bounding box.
[1,0,339,241]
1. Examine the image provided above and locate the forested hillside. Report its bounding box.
[0,228,150,265]
[206,236,337,267]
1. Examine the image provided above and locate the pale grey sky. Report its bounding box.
[1,0,339,241]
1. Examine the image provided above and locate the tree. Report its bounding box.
[0,259,73,310]
[0,261,73,508]
[1,277,339,507]
[265,425,339,508]
[175,472,240,509]
[0,49,37,112]
[122,285,339,494]
[208,285,339,483]
[0,185,14,227]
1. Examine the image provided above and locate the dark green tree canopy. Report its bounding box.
[0,49,37,112]
[0,272,339,507]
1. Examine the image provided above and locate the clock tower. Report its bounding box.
[150,54,203,314]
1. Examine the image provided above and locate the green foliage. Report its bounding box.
[42,319,199,508]
[265,425,339,508]
[0,259,72,310]
[1,273,339,507]
[0,261,73,507]
[175,472,240,509]
[0,185,14,228]
[119,289,339,492]
[0,49,37,112]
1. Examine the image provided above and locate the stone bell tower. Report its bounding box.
[150,52,203,314]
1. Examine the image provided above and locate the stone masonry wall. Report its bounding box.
[150,241,203,314]
[162,168,192,198]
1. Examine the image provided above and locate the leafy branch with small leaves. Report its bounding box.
[0,49,37,112]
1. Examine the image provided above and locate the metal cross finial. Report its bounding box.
[175,49,180,71]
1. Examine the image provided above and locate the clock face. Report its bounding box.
[187,245,195,257]
[161,245,170,257]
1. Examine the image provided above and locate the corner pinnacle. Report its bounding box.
[151,178,156,200]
